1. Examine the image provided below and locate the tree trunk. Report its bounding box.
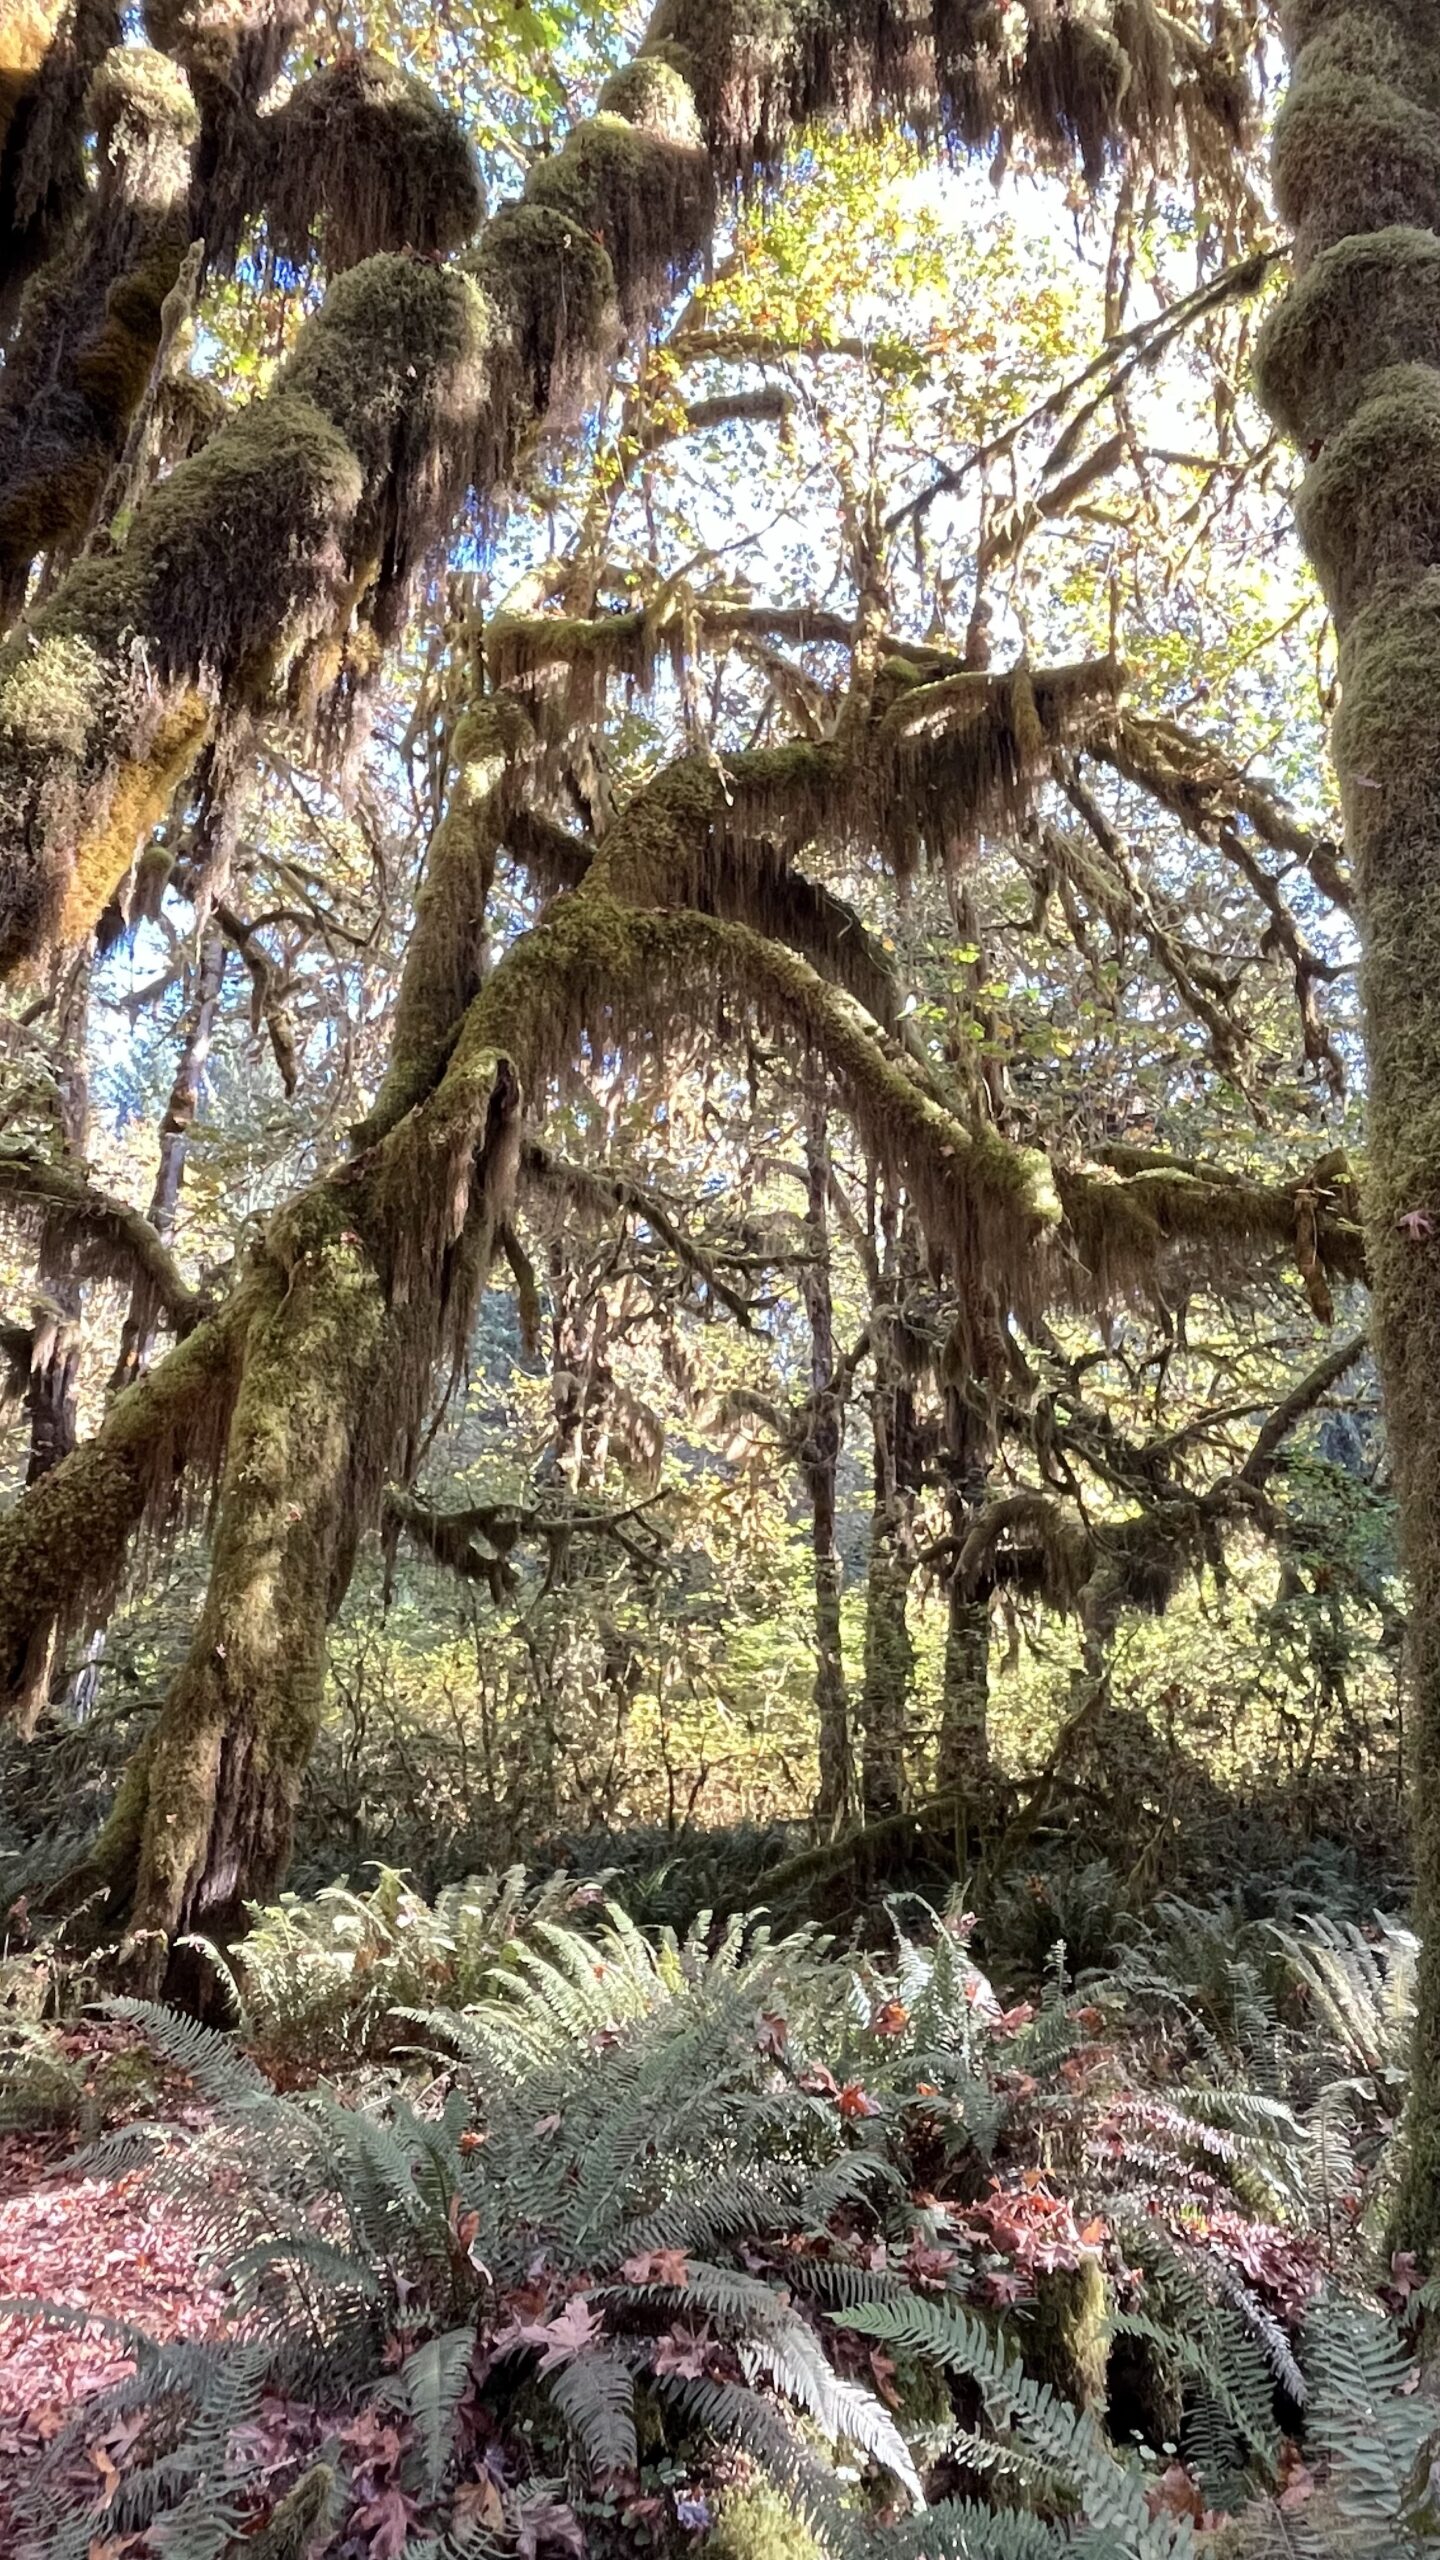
[112,1195,386,1972]
[1258,0,1440,2258]
[859,1215,923,1820]
[936,1378,994,1792]
[111,928,224,1392]
[802,1097,851,1832]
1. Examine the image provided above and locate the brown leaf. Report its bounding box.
[620,2247,690,2288]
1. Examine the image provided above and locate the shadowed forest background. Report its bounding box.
[4,0,1440,2551]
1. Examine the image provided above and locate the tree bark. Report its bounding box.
[1257,0,1440,2258]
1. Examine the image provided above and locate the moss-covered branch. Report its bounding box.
[0,0,1246,976]
[0,46,197,624]
[0,1290,245,1731]
[0,1143,204,1326]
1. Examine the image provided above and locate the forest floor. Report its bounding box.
[0,2024,227,2547]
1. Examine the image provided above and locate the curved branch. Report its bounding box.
[0,1290,247,1729]
[0,1146,203,1326]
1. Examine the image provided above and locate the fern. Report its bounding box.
[402,2326,480,2493]
[834,2294,1189,2558]
[544,2342,639,2475]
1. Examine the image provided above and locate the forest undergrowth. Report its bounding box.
[2,1862,1435,2559]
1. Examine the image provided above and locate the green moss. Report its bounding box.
[1274,66,1440,259]
[285,253,491,474]
[598,52,704,140]
[89,41,198,154]
[1299,361,1440,625]
[0,628,103,761]
[133,390,363,685]
[708,2481,821,2560]
[1290,7,1439,111]
[1021,2256,1109,2413]
[265,54,482,271]
[130,1196,387,1948]
[1256,223,1440,445]
[471,198,616,421]
[244,2465,335,2559]
[526,111,713,322]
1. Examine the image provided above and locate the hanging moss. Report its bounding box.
[0,252,502,965]
[0,1293,244,1731]
[121,1198,387,1952]
[0,0,120,325]
[142,0,304,270]
[263,53,481,273]
[274,252,493,645]
[470,198,617,434]
[527,108,713,326]
[0,44,197,622]
[878,655,1122,872]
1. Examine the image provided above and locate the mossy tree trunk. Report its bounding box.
[801,1097,851,1833]
[93,1197,387,1972]
[1258,0,1440,2260]
[859,1214,924,1820]
[936,1378,994,1792]
[110,927,224,1392]
[24,948,91,1491]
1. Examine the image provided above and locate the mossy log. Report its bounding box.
[1260,0,1440,2260]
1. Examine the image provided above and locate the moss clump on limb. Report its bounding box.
[527,107,713,328]
[0,255,497,970]
[1260,0,1440,2260]
[263,53,482,273]
[0,43,198,624]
